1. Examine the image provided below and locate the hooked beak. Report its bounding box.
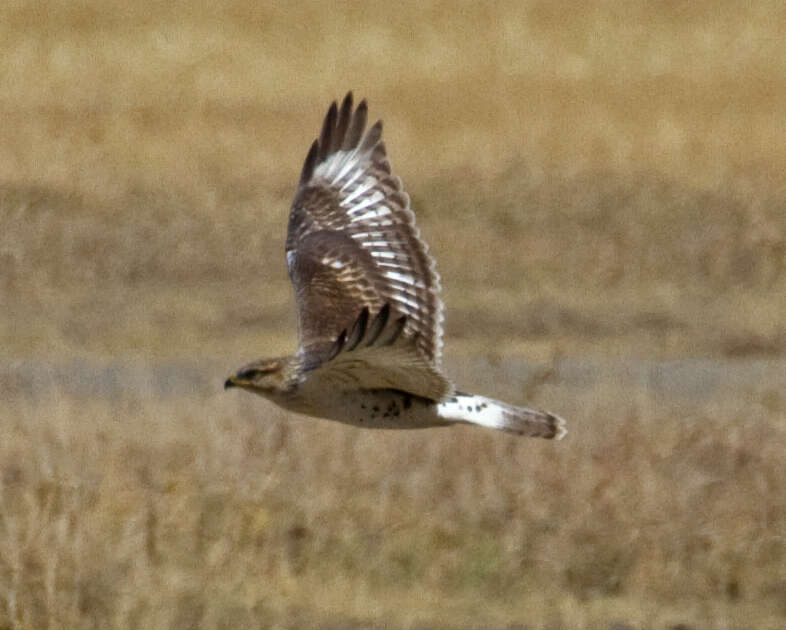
[224,375,247,390]
[224,374,251,389]
[225,368,258,391]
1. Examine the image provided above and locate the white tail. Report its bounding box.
[437,392,567,439]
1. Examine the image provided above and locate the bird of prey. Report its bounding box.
[225,93,566,439]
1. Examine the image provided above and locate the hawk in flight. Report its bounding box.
[225,93,566,439]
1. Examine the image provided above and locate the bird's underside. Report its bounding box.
[224,92,567,440]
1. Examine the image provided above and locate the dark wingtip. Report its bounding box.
[224,378,236,390]
[334,92,354,153]
[299,139,319,185]
[318,100,339,161]
[360,120,383,152]
[302,93,373,183]
[340,91,353,116]
[344,98,368,150]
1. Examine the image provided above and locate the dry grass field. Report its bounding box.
[1,1,785,628]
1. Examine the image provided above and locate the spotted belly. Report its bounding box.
[308,388,446,430]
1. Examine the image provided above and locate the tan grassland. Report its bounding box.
[1,1,785,628]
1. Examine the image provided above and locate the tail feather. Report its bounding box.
[437,392,567,440]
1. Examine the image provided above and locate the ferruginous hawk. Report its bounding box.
[225,93,566,439]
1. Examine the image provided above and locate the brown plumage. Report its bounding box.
[225,93,566,440]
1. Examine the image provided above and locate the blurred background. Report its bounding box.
[1,1,784,628]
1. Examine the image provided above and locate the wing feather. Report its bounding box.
[306,307,451,401]
[286,93,446,393]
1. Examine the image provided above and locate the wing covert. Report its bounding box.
[303,306,452,402]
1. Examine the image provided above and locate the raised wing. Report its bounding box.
[286,93,445,379]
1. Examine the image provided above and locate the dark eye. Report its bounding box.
[238,369,262,380]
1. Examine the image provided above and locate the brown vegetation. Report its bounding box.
[1,1,785,628]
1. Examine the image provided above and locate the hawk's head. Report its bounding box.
[224,357,295,396]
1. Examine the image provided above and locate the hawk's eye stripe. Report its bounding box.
[238,369,261,380]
